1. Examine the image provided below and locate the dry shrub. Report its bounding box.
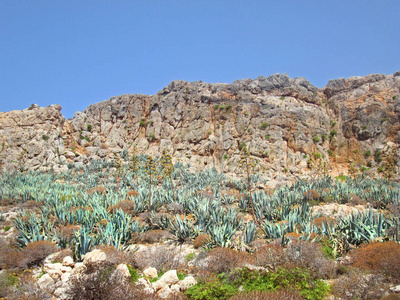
[166,202,184,214]
[67,260,137,300]
[350,241,400,281]
[19,240,58,268]
[19,200,43,210]
[107,200,136,214]
[51,248,73,263]
[126,190,139,198]
[349,193,367,206]
[140,229,173,244]
[303,190,320,201]
[284,240,336,279]
[57,224,80,246]
[2,271,51,300]
[381,295,400,300]
[87,186,107,195]
[193,234,210,249]
[332,268,388,300]
[254,244,286,270]
[312,216,336,228]
[94,245,133,265]
[0,244,21,269]
[230,289,303,300]
[205,247,253,274]
[134,245,185,271]
[0,198,16,206]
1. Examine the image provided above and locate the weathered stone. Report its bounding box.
[143,267,158,279]
[37,273,56,292]
[83,249,106,265]
[152,270,179,291]
[179,275,197,291]
[62,256,75,267]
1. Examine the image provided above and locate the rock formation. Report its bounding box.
[0,72,399,182]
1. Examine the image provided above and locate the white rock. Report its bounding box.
[83,249,106,265]
[152,270,179,291]
[158,286,172,299]
[179,275,197,291]
[61,272,71,283]
[71,262,86,276]
[60,266,72,273]
[170,284,181,292]
[143,267,158,279]
[44,263,63,279]
[114,264,131,279]
[62,256,75,267]
[390,285,400,293]
[54,286,69,300]
[37,274,55,292]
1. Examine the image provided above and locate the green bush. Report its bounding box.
[185,278,237,300]
[312,135,320,143]
[42,135,49,141]
[260,122,269,129]
[87,124,92,132]
[236,267,330,300]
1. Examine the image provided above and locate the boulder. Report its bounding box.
[143,267,158,279]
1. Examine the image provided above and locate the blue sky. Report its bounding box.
[1,1,399,119]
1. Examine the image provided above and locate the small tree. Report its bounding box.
[144,155,156,211]
[112,152,123,191]
[160,150,176,203]
[129,148,140,186]
[239,146,256,220]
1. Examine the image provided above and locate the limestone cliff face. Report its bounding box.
[1,72,399,183]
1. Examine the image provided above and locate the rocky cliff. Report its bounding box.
[1,72,399,183]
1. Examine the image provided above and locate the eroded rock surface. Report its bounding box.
[0,72,399,181]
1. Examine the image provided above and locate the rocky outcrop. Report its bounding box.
[0,72,399,181]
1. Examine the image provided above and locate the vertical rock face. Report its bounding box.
[0,104,65,171]
[0,72,399,181]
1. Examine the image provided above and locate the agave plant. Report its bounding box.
[168,215,195,243]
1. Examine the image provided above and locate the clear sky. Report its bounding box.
[1,1,399,118]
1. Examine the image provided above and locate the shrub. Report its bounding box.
[134,245,184,271]
[107,200,136,214]
[139,120,146,127]
[94,245,132,265]
[260,122,269,129]
[254,244,286,270]
[41,135,49,141]
[0,245,21,269]
[140,229,173,244]
[185,276,237,300]
[350,242,400,281]
[19,241,58,268]
[126,190,139,198]
[284,240,337,279]
[234,267,330,300]
[332,267,387,300]
[230,290,303,300]
[194,234,210,249]
[312,135,320,143]
[51,248,73,263]
[205,247,253,274]
[67,260,137,300]
[87,124,92,132]
[1,272,51,300]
